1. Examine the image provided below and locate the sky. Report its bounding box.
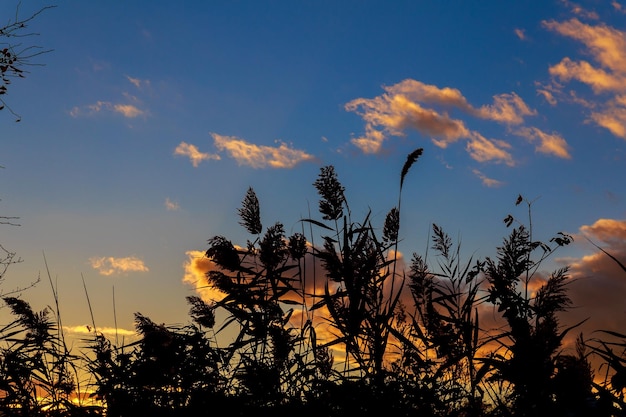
[1,0,625,352]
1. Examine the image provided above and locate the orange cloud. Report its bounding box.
[544,19,626,75]
[537,88,558,105]
[211,133,316,168]
[551,219,626,366]
[472,169,505,188]
[580,218,626,242]
[562,0,599,20]
[465,134,514,166]
[591,98,626,138]
[515,127,572,159]
[474,93,537,124]
[112,103,144,118]
[89,256,149,276]
[174,141,220,167]
[514,28,526,40]
[182,250,227,303]
[548,57,626,93]
[346,79,536,163]
[543,17,626,139]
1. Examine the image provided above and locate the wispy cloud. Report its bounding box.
[89,256,149,276]
[165,198,180,211]
[472,169,504,188]
[543,16,626,139]
[126,75,151,90]
[211,133,316,168]
[464,134,515,166]
[64,325,136,337]
[70,76,151,119]
[514,127,572,159]
[536,87,558,105]
[174,141,220,167]
[559,0,600,20]
[514,28,527,40]
[345,79,537,165]
[69,101,147,119]
[590,96,626,138]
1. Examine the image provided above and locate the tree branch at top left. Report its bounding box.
[1,3,55,122]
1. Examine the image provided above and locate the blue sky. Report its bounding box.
[1,0,625,344]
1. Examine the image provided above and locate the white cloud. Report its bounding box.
[89,256,149,276]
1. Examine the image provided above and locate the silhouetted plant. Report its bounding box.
[200,187,326,410]
[85,312,227,417]
[8,150,626,416]
[478,196,594,416]
[306,163,408,389]
[389,223,490,416]
[583,243,626,416]
[0,297,95,416]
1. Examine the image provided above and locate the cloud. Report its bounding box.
[543,17,626,139]
[211,133,316,168]
[514,127,572,158]
[70,76,151,119]
[554,219,626,356]
[548,57,626,94]
[465,134,515,166]
[472,169,505,188]
[112,103,144,118]
[537,88,558,105]
[345,79,536,164]
[89,256,149,276]
[69,101,147,119]
[182,250,227,303]
[126,75,150,90]
[514,28,527,40]
[64,325,136,338]
[127,76,141,88]
[174,141,220,167]
[580,218,626,242]
[590,96,626,138]
[474,93,537,124]
[165,198,180,211]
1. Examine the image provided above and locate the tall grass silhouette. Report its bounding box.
[1,149,625,416]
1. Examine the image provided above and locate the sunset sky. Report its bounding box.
[1,1,625,349]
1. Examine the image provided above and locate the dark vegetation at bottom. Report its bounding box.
[1,149,626,417]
